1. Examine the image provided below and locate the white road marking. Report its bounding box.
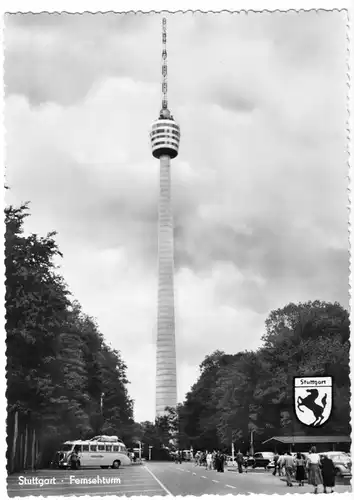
[212,479,219,483]
[144,466,174,496]
[192,473,196,476]
[226,484,236,489]
[201,475,207,479]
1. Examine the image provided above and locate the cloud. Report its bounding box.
[5,11,348,422]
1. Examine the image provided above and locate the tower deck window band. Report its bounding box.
[150,17,180,418]
[151,128,180,137]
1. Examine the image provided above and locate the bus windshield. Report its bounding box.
[60,444,74,452]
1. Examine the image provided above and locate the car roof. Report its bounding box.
[321,451,346,455]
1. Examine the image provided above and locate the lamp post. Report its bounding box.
[98,392,105,434]
[100,392,104,415]
[178,410,181,450]
[250,430,255,456]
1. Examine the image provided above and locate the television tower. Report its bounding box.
[150,18,180,417]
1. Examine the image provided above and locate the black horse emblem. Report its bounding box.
[297,389,327,426]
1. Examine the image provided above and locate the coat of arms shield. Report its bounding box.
[294,376,332,427]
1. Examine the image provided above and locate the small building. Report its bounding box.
[262,435,351,453]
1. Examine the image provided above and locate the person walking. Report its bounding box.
[320,455,336,494]
[212,451,217,470]
[244,452,250,473]
[273,452,279,476]
[215,452,220,472]
[206,451,213,470]
[283,452,295,487]
[236,450,244,473]
[306,446,323,494]
[295,452,306,486]
[277,453,285,476]
[219,452,225,473]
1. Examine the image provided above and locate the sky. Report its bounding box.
[4,11,348,423]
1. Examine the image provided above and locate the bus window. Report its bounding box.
[98,445,105,451]
[113,446,119,452]
[106,445,112,452]
[90,445,97,452]
[82,445,89,452]
[74,445,82,453]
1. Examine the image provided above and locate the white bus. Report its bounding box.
[54,435,131,469]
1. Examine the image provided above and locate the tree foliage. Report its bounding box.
[177,301,350,452]
[6,204,136,468]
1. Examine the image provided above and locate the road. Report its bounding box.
[7,461,352,497]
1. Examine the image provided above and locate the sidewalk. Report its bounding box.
[227,467,351,493]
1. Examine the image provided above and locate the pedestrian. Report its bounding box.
[306,446,323,494]
[236,450,244,473]
[69,449,79,470]
[215,452,220,472]
[277,453,285,476]
[273,452,279,476]
[219,452,225,473]
[244,452,249,473]
[320,455,336,494]
[206,451,213,470]
[294,452,306,486]
[283,452,295,487]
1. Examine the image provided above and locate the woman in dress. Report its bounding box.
[295,452,306,486]
[206,451,213,470]
[214,452,220,472]
[306,446,323,494]
[320,455,336,494]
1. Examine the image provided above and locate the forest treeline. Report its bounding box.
[169,300,351,452]
[6,204,140,469]
[6,203,351,468]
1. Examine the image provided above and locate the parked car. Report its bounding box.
[320,452,352,478]
[249,452,274,469]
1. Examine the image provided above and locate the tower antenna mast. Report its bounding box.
[161,18,168,112]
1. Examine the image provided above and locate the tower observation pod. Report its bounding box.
[150,117,180,159]
[150,17,180,418]
[150,17,180,160]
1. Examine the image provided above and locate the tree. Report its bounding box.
[6,203,71,420]
[260,301,350,436]
[6,203,135,469]
[177,301,350,452]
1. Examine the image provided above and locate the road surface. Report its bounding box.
[7,461,352,496]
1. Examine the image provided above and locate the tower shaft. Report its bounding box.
[156,155,177,416]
